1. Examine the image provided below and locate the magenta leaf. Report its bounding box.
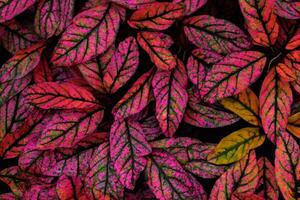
[110,118,152,189]
[86,142,124,199]
[152,59,188,137]
[103,37,139,93]
[51,3,124,66]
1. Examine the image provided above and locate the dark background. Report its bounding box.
[0,0,286,198]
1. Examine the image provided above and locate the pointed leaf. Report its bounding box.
[287,112,300,139]
[137,31,176,70]
[128,2,184,30]
[239,0,279,47]
[286,32,300,50]
[210,151,259,200]
[220,88,260,126]
[276,63,296,82]
[110,119,152,189]
[275,131,300,200]
[51,4,123,66]
[152,59,188,137]
[24,82,99,110]
[0,42,45,83]
[113,68,154,119]
[259,68,293,143]
[184,15,251,55]
[201,51,266,103]
[0,20,40,54]
[0,0,37,22]
[35,0,74,38]
[256,157,279,200]
[86,142,124,200]
[146,150,207,200]
[208,127,265,165]
[103,37,139,93]
[36,109,103,149]
[184,90,240,128]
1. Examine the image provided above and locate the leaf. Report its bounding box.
[239,0,279,47]
[151,137,226,179]
[77,45,115,93]
[51,4,123,66]
[24,185,58,200]
[0,93,34,142]
[36,109,103,149]
[24,82,100,110]
[201,51,266,103]
[287,112,300,139]
[210,151,259,200]
[286,32,300,50]
[113,68,154,119]
[146,149,207,200]
[275,131,300,200]
[0,0,37,22]
[220,88,260,126]
[110,0,156,10]
[103,37,139,93]
[256,157,279,200]
[173,0,207,16]
[33,57,53,83]
[128,2,184,30]
[110,118,152,189]
[276,63,296,82]
[0,20,40,54]
[0,42,45,84]
[137,31,177,70]
[184,15,251,55]
[152,58,188,137]
[35,0,74,38]
[86,142,124,200]
[275,1,300,20]
[259,68,293,143]
[140,116,163,141]
[207,127,265,165]
[0,74,32,107]
[184,90,240,128]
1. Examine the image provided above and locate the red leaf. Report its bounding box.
[137,31,177,70]
[275,1,300,20]
[173,0,207,16]
[110,0,156,10]
[33,57,53,83]
[51,4,123,66]
[239,0,279,47]
[128,2,184,30]
[152,59,188,137]
[259,68,292,143]
[25,82,100,110]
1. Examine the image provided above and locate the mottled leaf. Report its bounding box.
[239,0,279,47]
[201,51,266,103]
[184,15,251,55]
[51,4,123,66]
[275,131,300,200]
[137,31,176,70]
[0,0,37,22]
[152,59,188,137]
[110,118,152,189]
[103,37,139,93]
[24,82,99,110]
[275,0,300,19]
[220,88,260,126]
[128,2,184,30]
[173,0,207,15]
[259,68,293,143]
[287,112,300,139]
[110,0,156,10]
[276,63,296,82]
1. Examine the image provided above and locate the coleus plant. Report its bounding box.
[0,0,299,199]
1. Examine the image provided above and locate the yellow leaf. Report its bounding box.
[287,112,300,139]
[220,88,260,126]
[207,127,265,165]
